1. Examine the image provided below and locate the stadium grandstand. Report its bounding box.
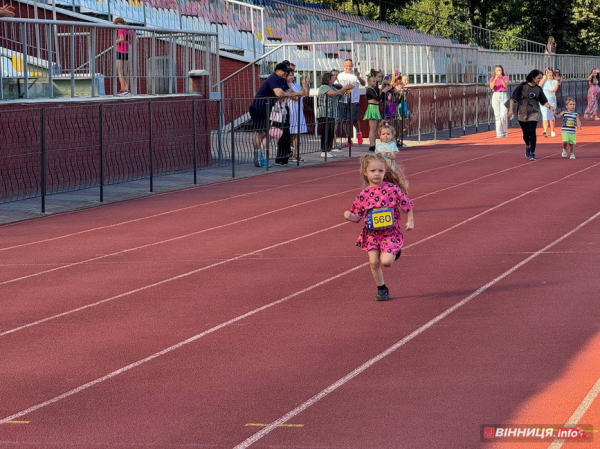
[1,0,600,209]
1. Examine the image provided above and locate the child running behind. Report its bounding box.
[556,97,582,159]
[375,121,399,170]
[344,153,414,301]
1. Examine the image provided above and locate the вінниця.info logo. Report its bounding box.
[481,424,596,442]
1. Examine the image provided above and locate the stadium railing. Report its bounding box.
[0,18,219,100]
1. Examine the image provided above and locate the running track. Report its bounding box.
[1,125,599,448]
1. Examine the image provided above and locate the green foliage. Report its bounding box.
[300,0,600,55]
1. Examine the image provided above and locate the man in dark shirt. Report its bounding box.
[249,62,304,166]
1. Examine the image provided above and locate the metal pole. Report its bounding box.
[295,92,301,166]
[264,101,270,171]
[231,98,236,177]
[148,101,153,192]
[192,99,197,184]
[448,85,452,139]
[99,104,104,202]
[40,108,46,213]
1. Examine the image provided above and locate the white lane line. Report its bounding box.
[548,377,600,449]
[234,210,600,449]
[0,222,347,338]
[0,170,356,252]
[0,262,367,426]
[1,208,597,431]
[0,148,545,287]
[0,144,515,252]
[2,161,599,337]
[0,190,356,288]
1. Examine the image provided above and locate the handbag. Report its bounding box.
[269,126,283,139]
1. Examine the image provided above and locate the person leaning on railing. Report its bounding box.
[0,4,16,17]
[249,62,306,167]
[316,71,353,158]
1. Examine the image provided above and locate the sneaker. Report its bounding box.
[375,286,390,301]
[357,132,363,145]
[525,147,531,158]
[331,148,343,153]
[529,153,536,161]
[562,149,568,158]
[570,153,576,159]
[117,90,130,96]
[320,152,335,158]
[395,248,402,261]
[542,131,547,137]
[551,132,556,137]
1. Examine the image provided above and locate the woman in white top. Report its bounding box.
[538,67,558,137]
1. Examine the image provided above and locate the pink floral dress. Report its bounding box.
[349,182,414,254]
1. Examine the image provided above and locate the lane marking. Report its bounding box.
[7,420,29,424]
[2,161,600,338]
[0,190,356,288]
[0,148,560,289]
[548,377,600,449]
[234,210,600,449]
[1,208,597,431]
[0,144,517,252]
[244,423,304,428]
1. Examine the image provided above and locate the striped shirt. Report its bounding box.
[562,112,578,134]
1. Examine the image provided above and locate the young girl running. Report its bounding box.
[363,75,382,152]
[344,153,414,301]
[375,121,399,170]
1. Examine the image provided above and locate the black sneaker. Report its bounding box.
[525,147,531,158]
[375,286,390,301]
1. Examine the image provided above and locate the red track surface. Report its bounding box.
[1,125,599,449]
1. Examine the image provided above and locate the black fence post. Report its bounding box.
[346,92,352,158]
[448,85,452,139]
[40,108,46,214]
[192,99,197,184]
[231,97,236,178]
[148,101,153,192]
[99,103,104,202]
[295,94,301,166]
[264,101,270,171]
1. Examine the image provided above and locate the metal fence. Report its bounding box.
[0,18,219,100]
[0,80,591,212]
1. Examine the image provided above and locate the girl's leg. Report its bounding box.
[380,251,396,267]
[368,250,384,286]
[542,119,548,135]
[499,92,508,136]
[116,59,126,91]
[549,117,555,134]
[369,119,378,147]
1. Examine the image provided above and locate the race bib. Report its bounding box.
[366,207,395,229]
[565,119,575,127]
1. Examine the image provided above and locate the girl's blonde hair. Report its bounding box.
[378,120,396,138]
[360,153,409,195]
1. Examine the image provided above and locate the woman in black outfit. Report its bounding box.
[508,69,555,161]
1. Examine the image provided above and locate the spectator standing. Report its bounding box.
[545,36,557,54]
[337,59,366,145]
[508,69,555,161]
[114,18,133,96]
[539,67,558,137]
[316,72,353,157]
[489,65,509,138]
[249,63,303,167]
[554,69,564,109]
[584,69,600,121]
[363,74,382,152]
